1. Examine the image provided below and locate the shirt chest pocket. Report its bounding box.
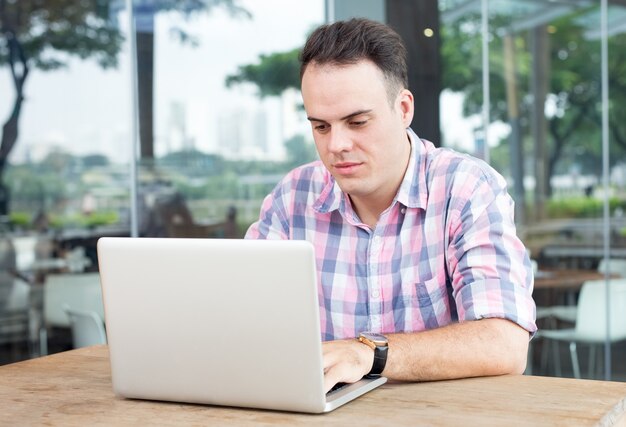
[412,277,450,329]
[396,272,454,331]
[399,262,447,305]
[415,277,449,309]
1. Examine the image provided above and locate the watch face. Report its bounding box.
[360,332,388,345]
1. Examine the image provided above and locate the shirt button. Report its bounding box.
[401,208,406,214]
[372,289,380,298]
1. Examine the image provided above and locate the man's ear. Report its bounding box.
[397,89,414,127]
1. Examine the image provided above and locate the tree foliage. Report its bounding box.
[225,48,301,97]
[0,1,122,70]
[0,0,251,214]
[284,134,318,168]
[0,0,124,214]
[442,10,626,184]
[224,10,626,195]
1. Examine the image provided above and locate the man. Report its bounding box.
[246,18,536,393]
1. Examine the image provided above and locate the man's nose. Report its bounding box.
[327,128,353,153]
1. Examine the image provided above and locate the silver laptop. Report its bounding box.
[97,237,386,413]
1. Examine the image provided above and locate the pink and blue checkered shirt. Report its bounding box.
[246,129,537,341]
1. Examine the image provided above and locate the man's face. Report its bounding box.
[301,60,414,213]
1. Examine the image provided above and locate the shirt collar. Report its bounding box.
[396,128,429,210]
[313,128,429,213]
[313,171,344,213]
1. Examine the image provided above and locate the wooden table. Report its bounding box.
[534,269,610,291]
[1,346,626,426]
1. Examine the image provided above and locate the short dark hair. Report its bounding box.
[300,18,408,100]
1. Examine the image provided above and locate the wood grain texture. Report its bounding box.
[1,345,626,426]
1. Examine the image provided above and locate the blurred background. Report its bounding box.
[1,0,625,382]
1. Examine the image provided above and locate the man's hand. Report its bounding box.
[322,339,374,393]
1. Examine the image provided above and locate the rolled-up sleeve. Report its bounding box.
[446,164,537,336]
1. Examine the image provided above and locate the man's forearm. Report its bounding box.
[383,318,529,381]
[321,318,529,392]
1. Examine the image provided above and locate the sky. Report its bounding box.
[0,0,324,164]
[0,0,497,166]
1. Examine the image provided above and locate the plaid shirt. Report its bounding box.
[246,129,537,341]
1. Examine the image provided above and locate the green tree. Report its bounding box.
[441,12,626,190]
[160,149,225,176]
[39,149,77,174]
[225,48,301,96]
[0,0,123,215]
[224,12,626,199]
[82,154,111,168]
[0,1,251,217]
[284,134,317,169]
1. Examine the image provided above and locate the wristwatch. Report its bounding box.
[358,332,389,377]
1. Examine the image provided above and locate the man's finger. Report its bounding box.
[323,364,346,394]
[322,348,341,371]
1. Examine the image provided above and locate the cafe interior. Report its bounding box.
[1,0,626,385]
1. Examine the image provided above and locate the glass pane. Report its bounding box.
[441,0,626,379]
[0,1,132,363]
[439,0,485,158]
[606,3,626,381]
[133,0,323,239]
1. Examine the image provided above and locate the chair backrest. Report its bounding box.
[575,278,626,342]
[0,236,16,309]
[5,277,30,311]
[597,258,626,278]
[0,278,31,345]
[44,273,103,328]
[63,305,107,348]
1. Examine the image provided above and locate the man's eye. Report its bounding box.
[315,124,329,132]
[350,120,367,127]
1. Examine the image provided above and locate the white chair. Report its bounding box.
[40,272,103,355]
[63,305,106,348]
[532,264,577,375]
[533,261,625,375]
[536,259,626,325]
[538,279,626,379]
[597,258,626,278]
[0,278,31,347]
[535,305,577,322]
[532,305,575,376]
[5,277,30,312]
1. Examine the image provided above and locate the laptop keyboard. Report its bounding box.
[327,382,349,395]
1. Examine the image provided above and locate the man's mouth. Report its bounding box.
[332,162,364,175]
